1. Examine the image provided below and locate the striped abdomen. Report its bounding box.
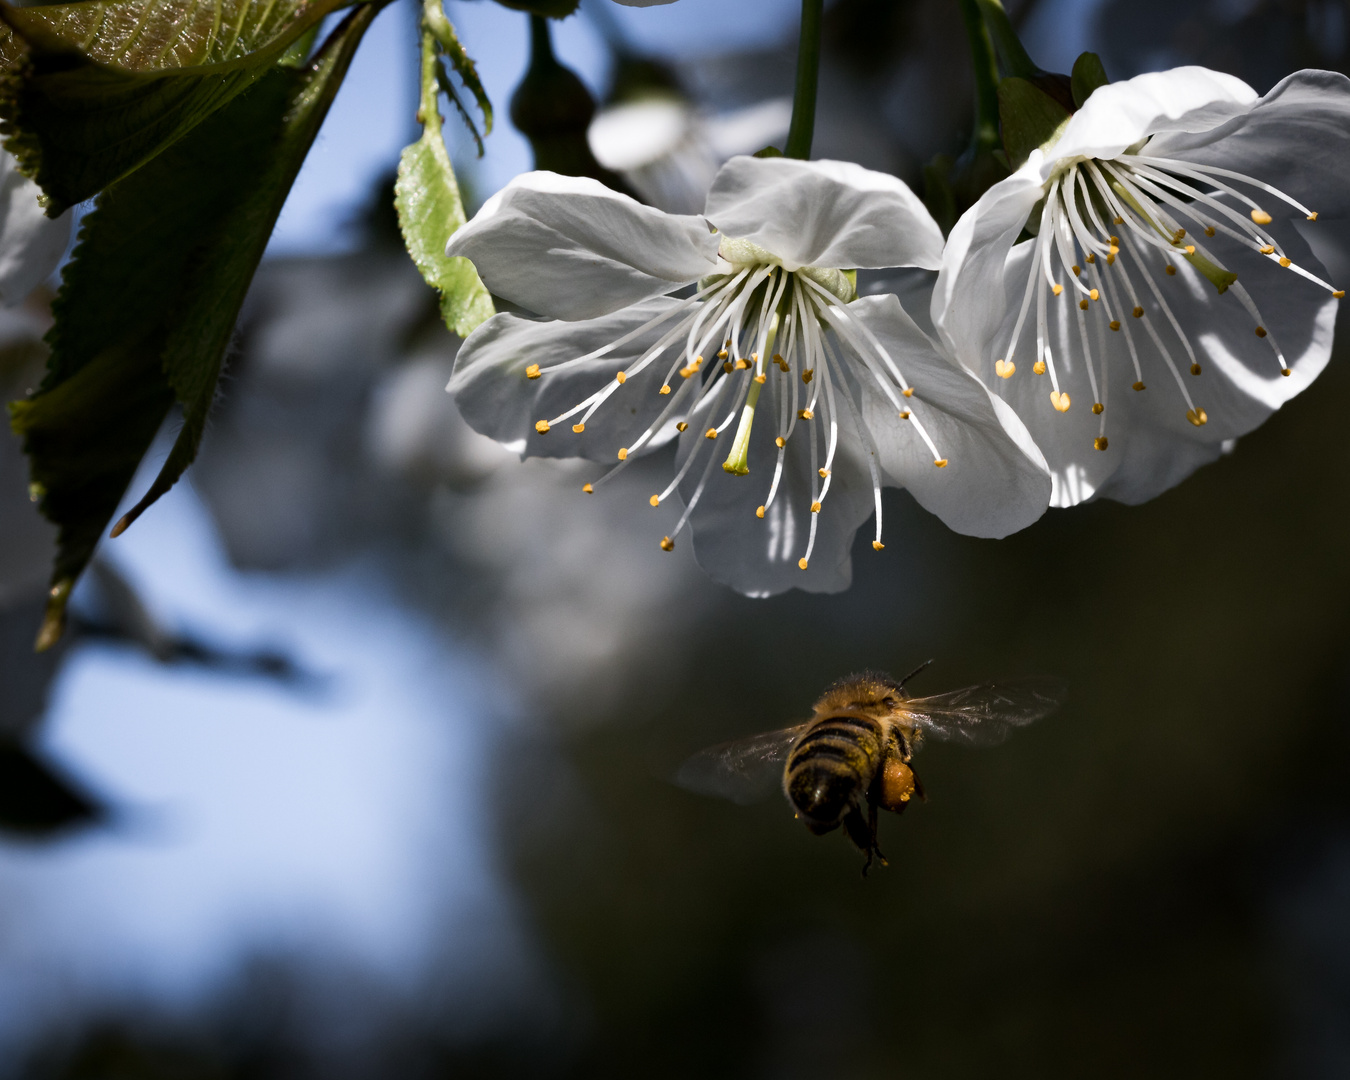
[783,714,884,834]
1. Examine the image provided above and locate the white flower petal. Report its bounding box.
[446,171,719,321]
[1147,69,1350,218]
[850,294,1052,537]
[931,160,1044,367]
[0,151,70,306]
[448,298,686,464]
[1047,66,1257,165]
[705,156,944,271]
[678,369,875,597]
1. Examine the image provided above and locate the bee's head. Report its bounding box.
[812,671,905,719]
[786,767,856,833]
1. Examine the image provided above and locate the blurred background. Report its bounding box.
[3,0,1350,1075]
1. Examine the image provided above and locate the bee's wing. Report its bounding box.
[902,677,1066,747]
[675,724,811,805]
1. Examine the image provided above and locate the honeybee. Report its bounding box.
[677,664,1065,872]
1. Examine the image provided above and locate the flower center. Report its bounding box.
[525,244,948,570]
[996,146,1342,451]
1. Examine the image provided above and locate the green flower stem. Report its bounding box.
[785,0,823,159]
[958,0,1001,156]
[417,1,444,129]
[974,0,1038,79]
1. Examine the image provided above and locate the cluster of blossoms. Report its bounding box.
[446,66,1350,596]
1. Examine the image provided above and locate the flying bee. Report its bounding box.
[677,664,1065,872]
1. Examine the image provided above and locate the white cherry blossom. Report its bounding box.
[446,156,1051,596]
[934,67,1350,506]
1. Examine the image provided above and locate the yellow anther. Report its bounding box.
[1281,367,1292,376]
[1092,402,1104,415]
[756,505,765,518]
[704,428,718,439]
[1279,256,1291,268]
[751,354,758,362]
[1184,245,1196,255]
[1109,320,1121,331]
[1186,407,1208,427]
[616,371,627,384]
[872,541,884,551]
[572,423,585,433]
[1072,265,1082,276]
[818,468,830,478]
[734,359,751,370]
[754,373,766,384]
[717,350,729,360]
[1255,325,1268,338]
[525,364,541,379]
[1106,250,1116,265]
[1051,391,1071,412]
[617,448,627,460]
[1190,363,1202,376]
[1089,289,1099,300]
[660,536,674,552]
[1204,226,1215,237]
[676,421,688,432]
[1308,212,1319,221]
[1133,381,1146,391]
[934,458,948,468]
[994,359,1015,378]
[649,494,660,506]
[1133,305,1144,318]
[1079,298,1089,311]
[535,420,551,433]
[1052,283,1064,296]
[1164,264,1176,275]
[1033,360,1046,375]
[1113,215,1124,225]
[660,384,671,395]
[679,367,695,379]
[1335,290,1346,298]
[810,501,822,513]
[899,410,910,419]
[1086,253,1097,264]
[775,436,786,448]
[1251,208,1273,225]
[802,369,814,383]
[798,558,809,570]
[583,483,593,493]
[723,361,733,374]
[1094,436,1109,451]
[798,409,814,420]
[693,357,703,369]
[1174,228,1186,241]
[1260,245,1275,255]
[902,387,914,398]
[772,354,784,364]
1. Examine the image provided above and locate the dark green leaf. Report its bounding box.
[10,4,379,650]
[0,0,357,214]
[1070,51,1109,109]
[997,75,1072,170]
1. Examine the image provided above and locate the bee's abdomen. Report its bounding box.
[784,715,882,831]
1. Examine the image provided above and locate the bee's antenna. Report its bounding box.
[897,659,934,689]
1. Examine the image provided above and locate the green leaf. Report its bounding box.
[0,0,357,214]
[10,4,379,651]
[997,75,1072,170]
[1070,51,1108,109]
[395,5,492,339]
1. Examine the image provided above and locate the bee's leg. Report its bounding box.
[842,804,886,876]
[911,766,927,803]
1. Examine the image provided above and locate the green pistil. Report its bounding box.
[1110,179,1237,294]
[722,378,763,476]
